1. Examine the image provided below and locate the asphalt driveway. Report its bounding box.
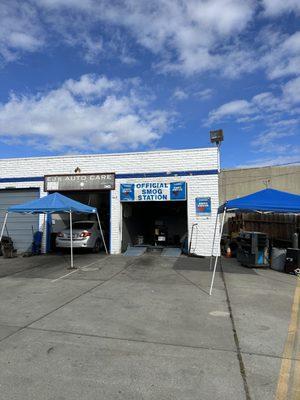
[0,252,298,399]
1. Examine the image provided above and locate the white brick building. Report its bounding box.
[0,147,220,256]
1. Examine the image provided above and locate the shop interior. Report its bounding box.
[122,201,187,251]
[49,191,110,251]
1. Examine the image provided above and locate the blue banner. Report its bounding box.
[120,183,135,201]
[170,182,186,200]
[195,197,211,214]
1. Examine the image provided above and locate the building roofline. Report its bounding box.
[221,162,300,173]
[0,146,217,162]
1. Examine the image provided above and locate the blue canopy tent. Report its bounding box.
[219,188,300,214]
[0,192,108,269]
[209,189,300,295]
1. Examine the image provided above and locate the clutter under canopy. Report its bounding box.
[210,188,300,295]
[0,192,108,268]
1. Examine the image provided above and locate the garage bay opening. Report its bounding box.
[122,200,188,253]
[50,191,110,253]
[120,181,188,254]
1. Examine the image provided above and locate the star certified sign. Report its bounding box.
[44,173,115,191]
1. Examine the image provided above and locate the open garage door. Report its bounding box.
[0,189,39,253]
[49,191,110,251]
[122,201,188,251]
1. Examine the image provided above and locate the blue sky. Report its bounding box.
[0,0,299,168]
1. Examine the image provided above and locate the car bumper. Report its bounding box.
[56,238,93,248]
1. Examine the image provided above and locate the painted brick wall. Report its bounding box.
[0,148,220,256]
[0,148,218,177]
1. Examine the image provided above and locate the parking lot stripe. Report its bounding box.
[291,281,300,400]
[291,359,300,400]
[51,256,111,282]
[51,269,79,282]
[275,277,300,400]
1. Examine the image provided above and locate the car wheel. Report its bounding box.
[93,239,100,253]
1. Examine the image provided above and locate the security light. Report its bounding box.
[210,129,224,145]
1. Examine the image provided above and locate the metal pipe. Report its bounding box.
[188,223,197,256]
[96,212,108,254]
[69,211,74,269]
[209,208,226,296]
[209,211,219,270]
[0,212,8,244]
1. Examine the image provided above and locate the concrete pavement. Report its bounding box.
[0,252,298,399]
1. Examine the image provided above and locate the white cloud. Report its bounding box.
[36,1,299,80]
[0,0,299,83]
[33,0,257,76]
[195,88,214,100]
[207,76,300,125]
[208,100,254,123]
[173,89,188,100]
[262,30,300,80]
[270,118,299,128]
[262,0,300,16]
[207,77,300,161]
[251,131,295,154]
[37,0,94,9]
[253,131,289,146]
[8,32,41,51]
[0,74,171,152]
[63,74,122,97]
[282,76,300,104]
[0,1,44,62]
[187,0,254,35]
[237,154,300,168]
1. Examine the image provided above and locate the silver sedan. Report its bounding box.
[56,220,103,252]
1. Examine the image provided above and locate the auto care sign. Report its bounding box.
[120,182,186,202]
[195,197,211,215]
[44,173,115,191]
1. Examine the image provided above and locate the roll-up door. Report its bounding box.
[0,189,40,253]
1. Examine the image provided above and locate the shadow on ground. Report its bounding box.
[173,255,258,275]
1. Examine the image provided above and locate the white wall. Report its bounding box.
[0,148,218,177]
[0,148,220,256]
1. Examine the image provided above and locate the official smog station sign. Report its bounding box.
[120,182,186,202]
[44,173,115,191]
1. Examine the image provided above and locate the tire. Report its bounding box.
[93,239,100,253]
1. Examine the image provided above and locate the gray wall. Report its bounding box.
[220,165,300,204]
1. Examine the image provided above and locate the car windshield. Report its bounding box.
[71,222,94,230]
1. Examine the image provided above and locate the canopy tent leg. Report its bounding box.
[0,212,9,244]
[69,211,75,269]
[96,212,108,254]
[209,211,219,270]
[209,208,226,296]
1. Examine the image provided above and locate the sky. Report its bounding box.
[0,0,299,168]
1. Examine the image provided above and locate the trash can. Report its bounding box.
[271,248,286,272]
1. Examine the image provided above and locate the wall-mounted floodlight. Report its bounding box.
[210,129,224,146]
